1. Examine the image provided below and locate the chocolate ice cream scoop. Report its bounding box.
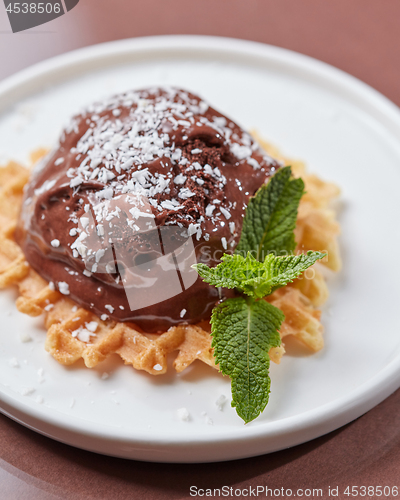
[16,87,280,332]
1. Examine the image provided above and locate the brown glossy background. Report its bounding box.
[0,1,399,498]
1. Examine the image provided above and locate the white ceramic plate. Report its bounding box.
[0,36,399,463]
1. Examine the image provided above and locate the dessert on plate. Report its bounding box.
[0,87,341,422]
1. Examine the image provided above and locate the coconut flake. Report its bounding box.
[174,173,186,185]
[176,407,190,421]
[220,207,231,220]
[20,333,32,343]
[58,282,70,295]
[215,394,227,411]
[21,387,35,397]
[85,321,98,332]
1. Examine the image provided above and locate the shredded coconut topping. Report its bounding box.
[58,87,275,273]
[25,87,279,321]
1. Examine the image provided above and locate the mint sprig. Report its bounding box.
[193,166,325,423]
[235,166,304,259]
[211,297,283,423]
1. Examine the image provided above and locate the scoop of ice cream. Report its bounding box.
[16,87,280,332]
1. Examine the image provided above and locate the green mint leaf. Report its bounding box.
[235,166,304,260]
[193,251,325,298]
[249,251,326,297]
[193,253,259,291]
[211,297,284,423]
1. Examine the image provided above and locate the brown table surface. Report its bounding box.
[1,1,400,498]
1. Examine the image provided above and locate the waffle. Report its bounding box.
[0,147,341,374]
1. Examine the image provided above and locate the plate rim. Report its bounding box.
[0,34,399,462]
